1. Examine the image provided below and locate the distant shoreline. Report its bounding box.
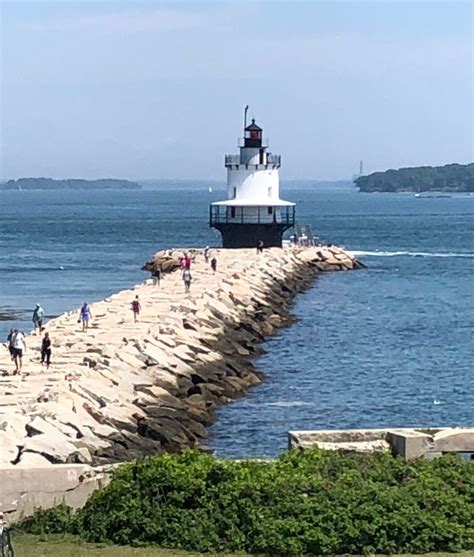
[0,178,142,191]
[355,162,474,193]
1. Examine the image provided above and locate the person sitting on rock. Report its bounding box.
[131,295,141,323]
[210,256,217,273]
[182,269,192,292]
[257,240,264,254]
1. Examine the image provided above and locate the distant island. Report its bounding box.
[0,178,142,190]
[355,163,474,193]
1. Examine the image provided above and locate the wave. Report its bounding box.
[0,266,70,273]
[265,401,312,408]
[350,250,474,259]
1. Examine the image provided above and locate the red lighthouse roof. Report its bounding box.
[245,119,262,132]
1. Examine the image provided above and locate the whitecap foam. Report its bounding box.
[350,250,474,259]
[265,401,312,408]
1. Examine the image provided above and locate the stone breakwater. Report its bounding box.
[0,247,362,468]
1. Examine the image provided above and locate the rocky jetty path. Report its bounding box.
[0,247,361,468]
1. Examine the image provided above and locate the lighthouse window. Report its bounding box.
[268,186,272,197]
[233,187,236,198]
[268,207,273,215]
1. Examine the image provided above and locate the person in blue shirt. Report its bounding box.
[80,302,92,332]
[32,304,45,333]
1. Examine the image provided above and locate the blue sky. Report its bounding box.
[1,1,472,180]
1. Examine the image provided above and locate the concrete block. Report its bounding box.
[0,464,113,523]
[433,428,474,453]
[387,430,434,460]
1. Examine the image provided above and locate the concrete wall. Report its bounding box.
[0,464,114,524]
[288,427,474,460]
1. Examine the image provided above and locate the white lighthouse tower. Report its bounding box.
[209,109,295,248]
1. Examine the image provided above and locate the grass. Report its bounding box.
[10,535,474,557]
[11,534,245,556]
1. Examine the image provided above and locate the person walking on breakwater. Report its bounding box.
[185,254,192,269]
[79,302,92,332]
[204,246,210,263]
[151,267,161,286]
[257,240,264,254]
[41,332,52,369]
[182,268,192,292]
[0,513,14,557]
[131,295,141,323]
[32,303,44,333]
[11,329,26,375]
[210,256,217,273]
[5,329,15,361]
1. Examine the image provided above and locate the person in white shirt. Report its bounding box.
[11,329,26,375]
[182,269,192,292]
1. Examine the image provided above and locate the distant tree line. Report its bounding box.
[0,177,142,190]
[355,163,474,193]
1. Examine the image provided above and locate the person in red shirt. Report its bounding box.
[131,295,141,323]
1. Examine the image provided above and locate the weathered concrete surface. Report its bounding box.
[0,464,114,523]
[433,428,474,452]
[0,246,361,472]
[288,429,391,453]
[387,430,434,460]
[288,427,474,460]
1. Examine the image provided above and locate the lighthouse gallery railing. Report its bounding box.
[209,205,295,226]
[224,154,281,167]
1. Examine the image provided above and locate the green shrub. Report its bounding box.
[16,503,74,535]
[17,449,474,555]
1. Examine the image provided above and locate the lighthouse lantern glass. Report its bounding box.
[245,130,261,140]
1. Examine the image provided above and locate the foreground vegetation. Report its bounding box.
[355,162,474,193]
[12,535,474,557]
[18,450,474,556]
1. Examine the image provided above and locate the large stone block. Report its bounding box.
[387,430,434,460]
[433,428,474,452]
[288,429,389,451]
[0,464,113,522]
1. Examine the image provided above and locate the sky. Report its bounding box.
[1,0,473,181]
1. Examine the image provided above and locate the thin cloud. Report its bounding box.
[18,8,202,34]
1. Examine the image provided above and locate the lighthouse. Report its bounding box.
[209,110,295,248]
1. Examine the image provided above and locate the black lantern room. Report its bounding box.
[244,119,263,148]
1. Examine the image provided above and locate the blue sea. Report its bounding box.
[1,184,473,457]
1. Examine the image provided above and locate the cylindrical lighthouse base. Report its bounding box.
[211,223,292,249]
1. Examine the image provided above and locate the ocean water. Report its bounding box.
[1,185,473,457]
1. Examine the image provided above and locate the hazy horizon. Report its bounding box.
[1,1,473,181]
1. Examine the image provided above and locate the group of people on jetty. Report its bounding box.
[3,242,267,376]
[4,304,52,376]
[2,240,277,376]
[172,246,218,294]
[4,305,53,376]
